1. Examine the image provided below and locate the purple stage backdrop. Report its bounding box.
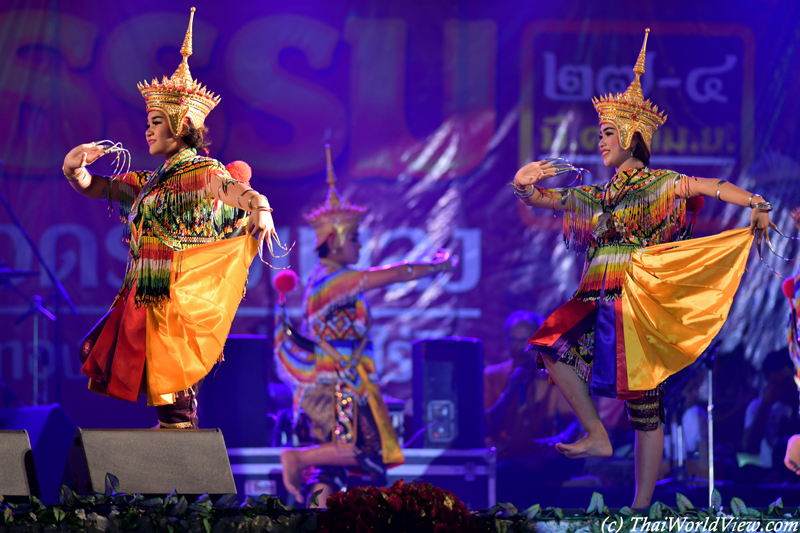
[1,0,800,429]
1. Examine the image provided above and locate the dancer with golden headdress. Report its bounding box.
[62,8,278,428]
[512,29,775,508]
[274,145,453,508]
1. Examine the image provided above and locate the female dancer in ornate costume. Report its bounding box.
[512,30,774,508]
[62,9,277,428]
[274,146,452,507]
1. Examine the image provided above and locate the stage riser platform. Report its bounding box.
[228,446,497,509]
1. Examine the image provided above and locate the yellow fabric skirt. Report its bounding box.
[621,227,753,391]
[145,235,258,405]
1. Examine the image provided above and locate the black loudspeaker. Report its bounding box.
[411,337,484,449]
[0,405,76,503]
[200,335,270,447]
[0,430,40,500]
[61,428,237,497]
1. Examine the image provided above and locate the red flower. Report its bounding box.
[388,494,403,512]
[320,481,474,532]
[351,499,367,512]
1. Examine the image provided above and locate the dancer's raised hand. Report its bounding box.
[513,160,560,189]
[63,142,107,175]
[429,249,456,275]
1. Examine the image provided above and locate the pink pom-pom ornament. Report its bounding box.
[273,270,299,303]
[226,161,252,186]
[783,277,796,300]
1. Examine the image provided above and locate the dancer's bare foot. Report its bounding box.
[555,433,613,459]
[280,449,304,501]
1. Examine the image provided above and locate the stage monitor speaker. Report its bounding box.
[0,430,40,500]
[0,405,75,504]
[200,334,270,447]
[62,428,236,498]
[411,337,484,449]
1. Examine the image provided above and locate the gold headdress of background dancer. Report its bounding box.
[304,145,367,251]
[137,7,220,136]
[592,29,667,155]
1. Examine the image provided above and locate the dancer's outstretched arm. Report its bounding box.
[676,176,774,242]
[209,173,276,251]
[361,254,454,292]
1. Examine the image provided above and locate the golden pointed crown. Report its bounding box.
[137,7,220,136]
[304,144,367,250]
[592,29,667,154]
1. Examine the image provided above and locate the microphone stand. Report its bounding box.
[15,295,56,405]
[705,348,716,509]
[658,341,720,504]
[0,160,79,404]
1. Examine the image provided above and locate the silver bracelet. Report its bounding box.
[248,193,268,211]
[748,194,764,208]
[63,166,87,182]
[238,188,254,209]
[753,201,773,212]
[715,179,728,201]
[512,183,535,199]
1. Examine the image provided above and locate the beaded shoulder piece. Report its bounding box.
[118,148,243,307]
[563,168,687,255]
[559,168,689,301]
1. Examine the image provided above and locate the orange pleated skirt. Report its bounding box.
[82,236,258,406]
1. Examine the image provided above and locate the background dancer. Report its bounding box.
[512,30,774,508]
[274,146,453,508]
[63,8,277,428]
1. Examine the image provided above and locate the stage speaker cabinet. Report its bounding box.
[199,334,270,448]
[0,430,40,500]
[0,405,75,504]
[62,429,236,498]
[412,337,484,449]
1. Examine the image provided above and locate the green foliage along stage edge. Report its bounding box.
[1,475,799,532]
